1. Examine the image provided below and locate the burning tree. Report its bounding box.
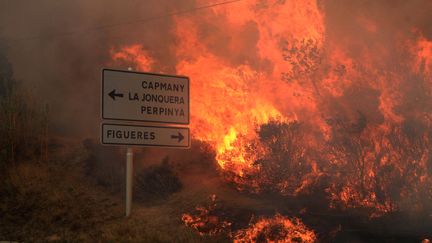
[281,38,322,83]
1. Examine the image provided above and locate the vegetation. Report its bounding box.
[0,46,48,169]
[0,47,224,242]
[135,157,183,203]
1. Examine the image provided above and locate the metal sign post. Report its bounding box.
[126,67,134,218]
[126,146,133,217]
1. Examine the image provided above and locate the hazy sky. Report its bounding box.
[0,0,191,138]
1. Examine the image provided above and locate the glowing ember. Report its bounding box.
[181,196,316,242]
[181,195,232,236]
[233,214,317,243]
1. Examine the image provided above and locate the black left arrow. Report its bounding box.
[171,132,184,143]
[108,89,124,100]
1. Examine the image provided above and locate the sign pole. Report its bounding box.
[125,67,133,218]
[125,146,133,217]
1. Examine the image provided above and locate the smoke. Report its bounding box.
[321,0,432,121]
[0,0,431,140]
[0,0,194,138]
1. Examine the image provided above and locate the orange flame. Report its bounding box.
[110,0,432,215]
[233,214,317,243]
[110,44,154,71]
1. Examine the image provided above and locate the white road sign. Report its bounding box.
[101,123,190,148]
[102,69,189,124]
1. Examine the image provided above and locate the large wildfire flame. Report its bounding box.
[110,0,432,215]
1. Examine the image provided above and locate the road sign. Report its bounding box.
[102,69,189,124]
[101,123,190,148]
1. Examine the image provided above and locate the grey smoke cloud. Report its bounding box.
[0,0,193,138]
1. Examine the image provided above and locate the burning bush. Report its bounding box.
[233,214,316,243]
[254,121,320,196]
[181,194,232,236]
[181,195,317,242]
[325,114,432,214]
[222,121,322,196]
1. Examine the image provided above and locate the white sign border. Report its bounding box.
[101,68,190,125]
[101,122,190,148]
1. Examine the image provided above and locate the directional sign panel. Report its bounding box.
[102,69,189,124]
[101,123,189,148]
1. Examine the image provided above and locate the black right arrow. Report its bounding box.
[108,89,124,100]
[171,132,184,143]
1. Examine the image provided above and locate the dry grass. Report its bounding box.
[0,142,232,242]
